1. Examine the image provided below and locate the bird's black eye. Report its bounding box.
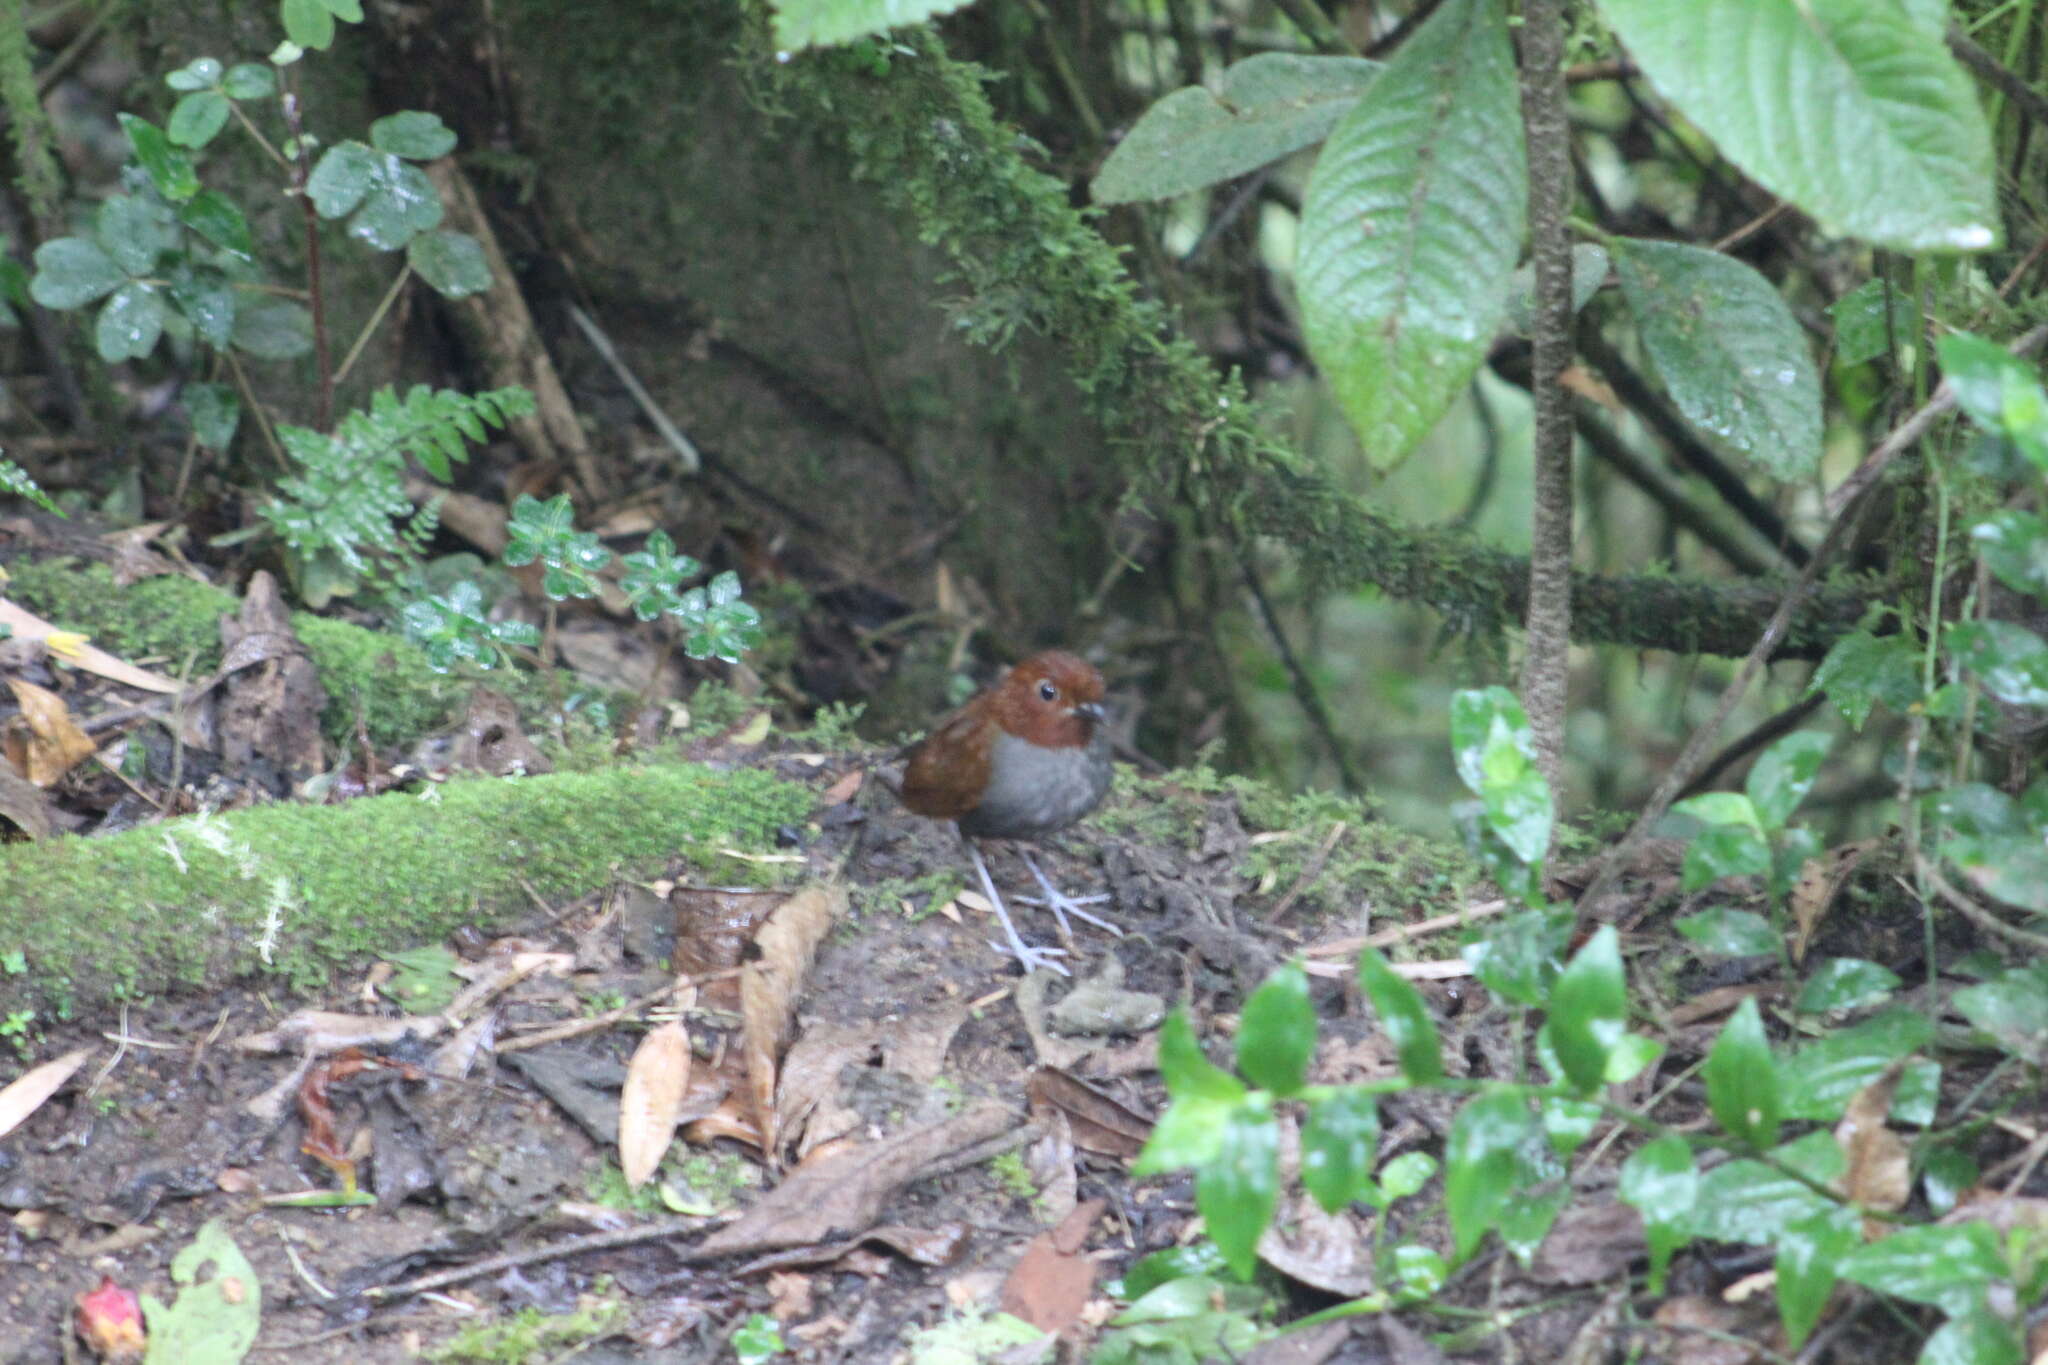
[1038,680,1059,702]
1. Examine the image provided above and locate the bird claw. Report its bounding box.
[1020,852,1124,938]
[993,939,1070,976]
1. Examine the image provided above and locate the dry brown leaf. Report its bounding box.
[1650,1296,1771,1365]
[0,1047,92,1141]
[0,599,182,694]
[1558,364,1622,411]
[1259,1191,1378,1297]
[698,1100,1014,1254]
[1836,1063,1910,1214]
[0,756,55,838]
[1025,1067,1150,1160]
[1668,984,1786,1029]
[731,711,773,746]
[743,883,844,1156]
[5,678,97,785]
[1790,838,1878,964]
[212,571,327,778]
[1529,1199,1646,1285]
[234,1010,446,1055]
[999,1198,1105,1335]
[620,1021,693,1189]
[817,768,865,806]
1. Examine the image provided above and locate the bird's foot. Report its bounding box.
[967,839,1072,976]
[1016,850,1124,939]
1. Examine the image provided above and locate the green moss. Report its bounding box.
[0,761,811,1014]
[425,1296,629,1364]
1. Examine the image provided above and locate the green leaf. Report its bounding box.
[1829,279,1917,367]
[118,113,200,202]
[1299,1087,1378,1213]
[1971,510,2048,602]
[1776,1206,1859,1351]
[1678,823,1772,892]
[164,57,223,92]
[222,63,277,100]
[167,268,236,348]
[230,295,313,359]
[1599,0,1997,251]
[1157,1007,1244,1104]
[1746,730,1832,829]
[1611,238,1821,480]
[139,1221,263,1363]
[1940,332,2048,469]
[370,110,457,160]
[1918,1307,2025,1365]
[0,459,60,514]
[1952,964,2048,1065]
[1779,1009,1937,1123]
[1296,0,1524,469]
[1947,621,2048,708]
[346,157,444,251]
[1837,1223,2006,1315]
[1674,906,1777,957]
[1704,998,1780,1148]
[1463,906,1572,1007]
[770,0,979,51]
[1547,925,1626,1094]
[180,190,255,260]
[1194,1097,1279,1281]
[1504,243,1610,338]
[1450,686,1532,793]
[1795,958,1900,1015]
[408,230,491,298]
[1390,1244,1446,1301]
[282,0,337,49]
[168,90,231,148]
[184,382,240,450]
[1810,629,1923,729]
[1092,54,1382,204]
[1116,1244,1231,1301]
[1681,1157,1833,1244]
[95,281,168,360]
[95,194,178,277]
[1672,791,1762,830]
[1619,1134,1695,1294]
[307,141,379,218]
[320,0,365,22]
[1377,1151,1436,1201]
[1357,949,1442,1085]
[1443,1088,1534,1263]
[1931,784,2048,916]
[1236,961,1314,1097]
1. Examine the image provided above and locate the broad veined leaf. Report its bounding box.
[771,0,978,51]
[1297,0,1525,469]
[1601,0,1998,252]
[1612,238,1822,480]
[1093,54,1382,204]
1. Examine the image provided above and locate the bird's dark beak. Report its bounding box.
[1073,701,1107,725]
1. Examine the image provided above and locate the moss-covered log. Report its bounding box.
[0,762,810,1015]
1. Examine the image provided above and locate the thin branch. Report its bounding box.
[1233,540,1364,795]
[1947,24,2048,133]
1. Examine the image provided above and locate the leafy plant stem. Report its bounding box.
[333,263,413,387]
[278,74,334,431]
[225,349,288,470]
[229,97,287,170]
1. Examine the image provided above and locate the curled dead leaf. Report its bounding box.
[620,1021,693,1188]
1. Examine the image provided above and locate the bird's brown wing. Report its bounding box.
[900,701,995,820]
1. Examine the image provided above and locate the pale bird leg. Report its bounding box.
[966,836,1069,976]
[1017,849,1123,938]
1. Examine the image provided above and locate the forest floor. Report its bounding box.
[0,540,1961,1365]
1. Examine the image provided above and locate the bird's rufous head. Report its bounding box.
[987,651,1106,750]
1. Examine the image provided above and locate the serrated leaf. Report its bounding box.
[1236,961,1314,1096]
[1093,54,1382,204]
[1357,949,1442,1084]
[770,0,978,51]
[95,281,168,360]
[30,238,126,309]
[1704,997,1780,1148]
[1612,238,1821,479]
[1299,1087,1378,1213]
[370,110,457,160]
[1297,0,1525,469]
[408,230,490,297]
[1600,0,1998,251]
[1194,1098,1278,1280]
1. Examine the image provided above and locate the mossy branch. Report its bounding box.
[772,30,1866,661]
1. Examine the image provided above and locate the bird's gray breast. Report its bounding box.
[958,727,1112,839]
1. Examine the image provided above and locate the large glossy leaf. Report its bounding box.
[1547,926,1626,1094]
[1776,1206,1859,1351]
[1600,0,1998,252]
[1357,949,1443,1084]
[1093,55,1382,204]
[771,0,977,50]
[1620,1134,1695,1294]
[1236,961,1314,1097]
[1444,1088,1533,1263]
[1612,238,1821,480]
[1195,1097,1280,1280]
[1296,0,1524,468]
[1704,998,1780,1148]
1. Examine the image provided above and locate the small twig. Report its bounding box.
[364,1215,718,1301]
[566,304,700,474]
[332,263,413,387]
[1266,820,1348,923]
[1947,24,2048,133]
[1711,200,1791,254]
[277,75,334,431]
[495,970,741,1053]
[1917,863,2048,956]
[1232,541,1363,795]
[1303,898,1509,958]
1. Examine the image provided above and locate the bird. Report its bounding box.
[899,650,1118,974]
